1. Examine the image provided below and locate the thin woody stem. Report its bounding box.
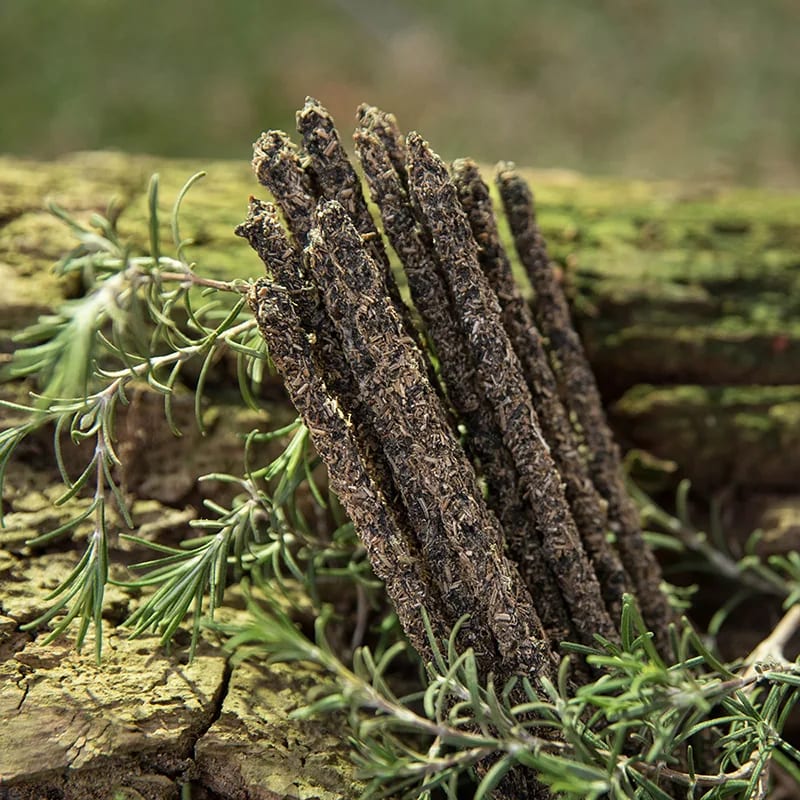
[157,271,246,293]
[744,603,800,678]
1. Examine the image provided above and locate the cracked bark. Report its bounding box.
[0,547,360,800]
[0,623,227,799]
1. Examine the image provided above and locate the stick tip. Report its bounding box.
[452,157,480,179]
[297,96,331,129]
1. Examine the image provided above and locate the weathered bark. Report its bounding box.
[2,147,798,797]
[612,384,800,492]
[0,393,359,800]
[1,151,797,492]
[0,546,361,800]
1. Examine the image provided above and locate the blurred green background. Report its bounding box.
[2,0,798,185]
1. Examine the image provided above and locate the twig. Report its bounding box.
[744,603,800,678]
[156,270,246,293]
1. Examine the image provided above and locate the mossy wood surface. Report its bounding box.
[0,556,360,800]
[1,151,797,492]
[1,151,798,798]
[1,417,360,799]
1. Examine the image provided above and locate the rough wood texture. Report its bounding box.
[1,147,798,796]
[1,500,361,800]
[1,151,797,492]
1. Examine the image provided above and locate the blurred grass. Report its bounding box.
[2,0,799,185]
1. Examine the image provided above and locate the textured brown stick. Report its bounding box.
[407,134,618,646]
[354,116,576,650]
[356,104,408,187]
[247,128,416,548]
[237,201,444,659]
[295,98,396,288]
[496,165,674,653]
[251,130,316,244]
[236,195,414,546]
[452,159,630,623]
[296,97,442,394]
[308,200,556,683]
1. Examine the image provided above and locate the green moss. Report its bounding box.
[611,384,800,492]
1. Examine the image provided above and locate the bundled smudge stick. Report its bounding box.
[237,98,674,692]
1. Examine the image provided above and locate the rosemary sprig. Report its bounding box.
[225,579,800,800]
[1,172,270,657]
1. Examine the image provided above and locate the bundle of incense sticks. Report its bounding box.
[237,98,674,689]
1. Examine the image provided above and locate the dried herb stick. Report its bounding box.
[308,200,556,682]
[357,103,408,187]
[296,98,401,308]
[407,134,617,645]
[252,130,316,244]
[243,100,673,677]
[354,112,577,650]
[497,165,674,652]
[238,200,445,658]
[453,159,630,623]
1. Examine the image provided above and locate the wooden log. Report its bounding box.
[1,151,797,493]
[0,547,361,800]
[612,384,800,492]
[2,149,798,798]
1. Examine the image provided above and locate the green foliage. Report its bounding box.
[633,478,794,621]
[2,173,280,658]
[4,173,800,798]
[1,172,383,662]
[224,577,800,800]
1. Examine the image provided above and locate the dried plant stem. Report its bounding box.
[743,603,800,679]
[452,159,630,623]
[354,112,576,651]
[296,98,387,257]
[408,135,617,646]
[357,104,408,186]
[252,130,316,244]
[309,200,556,683]
[497,165,674,653]
[291,98,441,402]
[296,98,407,318]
